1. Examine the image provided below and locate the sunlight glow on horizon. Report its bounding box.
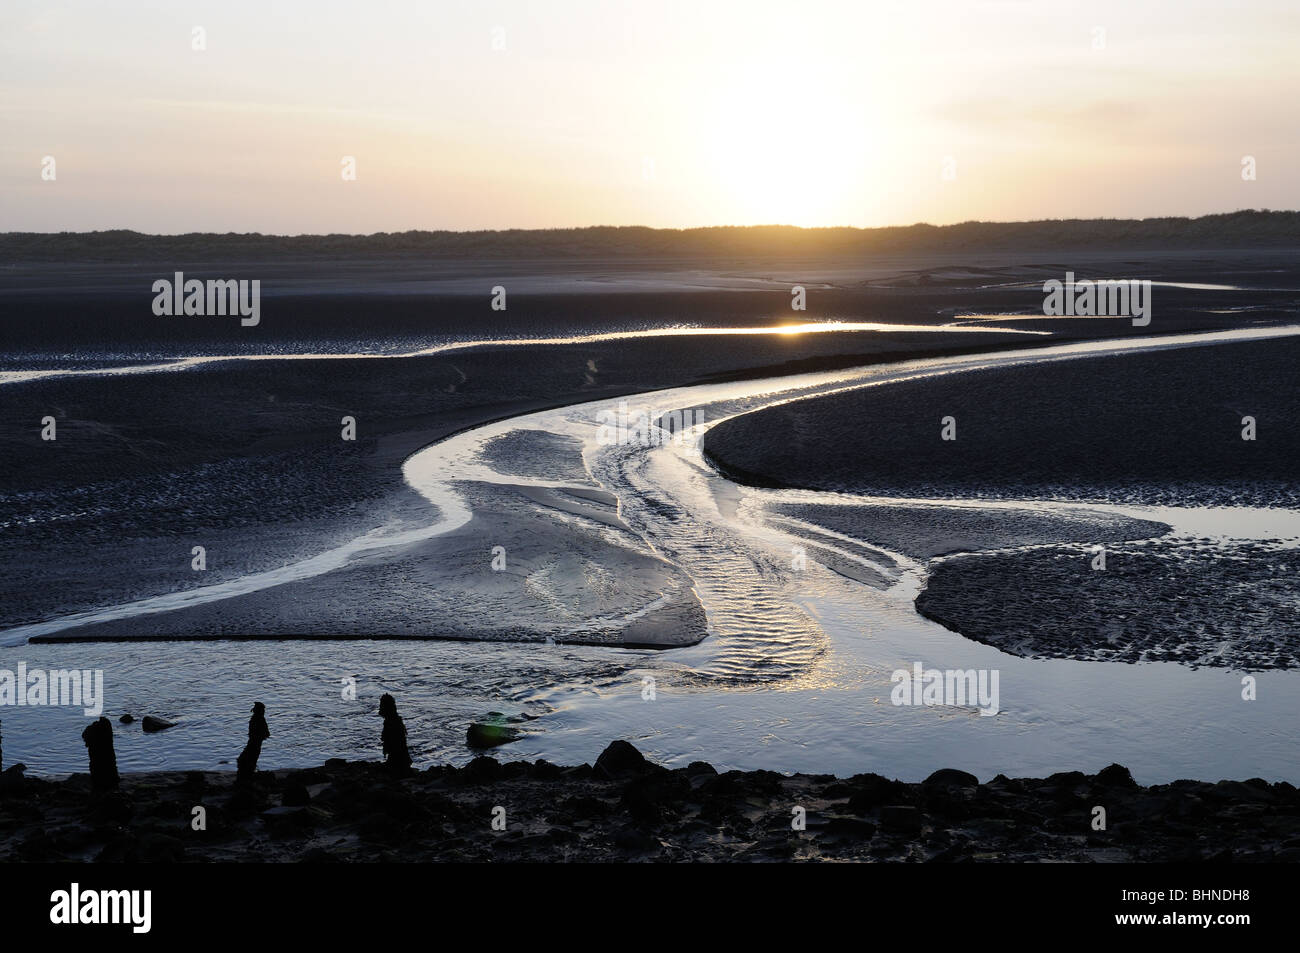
[2,0,1298,233]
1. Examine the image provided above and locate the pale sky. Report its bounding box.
[2,0,1298,233]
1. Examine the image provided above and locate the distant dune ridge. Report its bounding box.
[2,210,1298,262]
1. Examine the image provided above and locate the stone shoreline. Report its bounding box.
[2,741,1297,862]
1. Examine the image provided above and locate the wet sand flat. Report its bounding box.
[705,336,1300,670]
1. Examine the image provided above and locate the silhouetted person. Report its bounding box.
[379,693,412,776]
[81,717,119,792]
[236,702,270,782]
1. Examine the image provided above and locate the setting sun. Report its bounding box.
[697,67,877,226]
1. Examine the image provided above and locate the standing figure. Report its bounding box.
[81,717,120,792]
[379,693,412,776]
[236,702,270,782]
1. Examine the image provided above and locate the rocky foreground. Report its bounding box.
[2,742,1298,862]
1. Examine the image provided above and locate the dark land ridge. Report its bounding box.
[5,210,1300,261]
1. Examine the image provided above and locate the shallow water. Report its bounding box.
[0,320,1047,386]
[6,324,1300,781]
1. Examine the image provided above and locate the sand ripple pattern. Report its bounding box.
[587,435,827,685]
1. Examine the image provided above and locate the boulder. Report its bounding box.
[0,763,26,794]
[281,782,311,807]
[461,756,503,783]
[684,761,719,788]
[594,740,652,780]
[879,804,924,834]
[826,817,877,839]
[132,832,185,862]
[1095,763,1137,788]
[261,805,316,838]
[923,768,979,790]
[141,716,175,733]
[846,774,909,813]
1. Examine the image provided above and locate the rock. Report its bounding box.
[559,794,612,819]
[141,716,175,733]
[357,811,404,844]
[530,760,562,781]
[378,692,412,775]
[619,786,663,824]
[1045,770,1088,788]
[262,805,317,837]
[684,761,719,789]
[466,721,520,749]
[282,783,311,807]
[226,787,268,816]
[81,717,119,791]
[118,714,135,724]
[594,740,652,780]
[699,768,781,800]
[965,817,1018,839]
[985,773,1023,793]
[847,774,909,813]
[1207,780,1273,803]
[610,825,660,853]
[461,756,503,783]
[133,832,185,862]
[1167,792,1207,820]
[825,817,877,839]
[923,768,979,789]
[927,843,971,863]
[237,703,269,781]
[879,805,924,834]
[299,847,342,863]
[287,768,330,786]
[88,792,133,824]
[0,763,26,794]
[1095,763,1137,788]
[621,772,689,822]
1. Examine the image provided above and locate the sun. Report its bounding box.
[698,69,876,226]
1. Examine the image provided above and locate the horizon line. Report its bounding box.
[5,208,1298,241]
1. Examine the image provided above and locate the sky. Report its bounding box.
[2,0,1298,233]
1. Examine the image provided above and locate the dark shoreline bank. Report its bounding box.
[3,740,1296,862]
